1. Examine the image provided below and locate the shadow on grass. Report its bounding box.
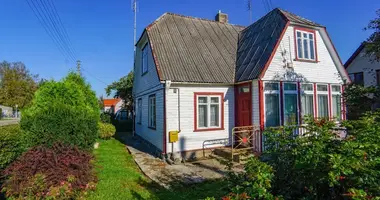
[131,177,228,200]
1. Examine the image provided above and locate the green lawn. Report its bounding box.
[87,138,227,200]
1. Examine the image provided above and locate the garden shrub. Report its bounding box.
[261,115,380,199]
[21,72,100,149]
[100,112,112,123]
[98,122,116,139]
[226,157,279,200]
[1,143,97,199]
[0,124,27,170]
[0,107,2,119]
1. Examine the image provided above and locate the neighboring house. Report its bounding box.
[133,8,350,155]
[345,43,380,87]
[103,98,123,114]
[0,105,13,118]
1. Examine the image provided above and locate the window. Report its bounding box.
[264,82,280,127]
[194,93,223,131]
[317,84,329,118]
[283,83,298,125]
[295,28,316,61]
[377,70,380,86]
[349,72,364,85]
[137,98,142,124]
[141,44,149,75]
[331,85,342,121]
[148,95,156,128]
[301,84,314,118]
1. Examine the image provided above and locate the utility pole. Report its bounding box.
[76,60,81,75]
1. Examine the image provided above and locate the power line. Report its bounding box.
[37,0,77,61]
[82,67,108,86]
[25,0,74,63]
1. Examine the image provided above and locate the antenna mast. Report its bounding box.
[132,0,137,57]
[247,0,252,24]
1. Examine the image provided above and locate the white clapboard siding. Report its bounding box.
[346,48,380,87]
[165,84,234,152]
[134,34,164,151]
[135,89,164,151]
[263,25,343,84]
[252,80,260,126]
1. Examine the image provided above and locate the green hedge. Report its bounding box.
[0,125,26,169]
[21,104,99,149]
[21,72,100,150]
[98,122,116,139]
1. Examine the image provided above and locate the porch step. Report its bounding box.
[213,148,258,163]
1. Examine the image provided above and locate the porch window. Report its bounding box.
[148,95,156,128]
[331,85,342,121]
[137,98,142,124]
[283,83,298,125]
[141,44,149,75]
[194,93,224,131]
[317,84,329,118]
[301,84,314,118]
[295,28,316,61]
[264,82,280,127]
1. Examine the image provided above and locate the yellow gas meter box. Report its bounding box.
[169,131,179,143]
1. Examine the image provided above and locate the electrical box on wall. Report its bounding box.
[169,131,179,143]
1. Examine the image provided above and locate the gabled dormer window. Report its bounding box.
[295,27,317,61]
[141,44,149,75]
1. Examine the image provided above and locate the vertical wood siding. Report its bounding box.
[252,80,260,126]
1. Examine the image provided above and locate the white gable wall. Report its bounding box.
[165,84,234,152]
[346,48,380,87]
[263,25,344,84]
[134,33,164,151]
[252,80,260,126]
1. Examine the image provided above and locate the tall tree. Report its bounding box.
[0,61,39,109]
[105,71,134,109]
[364,9,380,61]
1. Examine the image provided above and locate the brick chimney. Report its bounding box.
[215,10,228,23]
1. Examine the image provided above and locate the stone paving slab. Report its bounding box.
[119,133,235,188]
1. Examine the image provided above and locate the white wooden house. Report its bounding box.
[133,8,350,156]
[345,43,380,87]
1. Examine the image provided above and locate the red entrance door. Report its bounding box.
[235,83,252,126]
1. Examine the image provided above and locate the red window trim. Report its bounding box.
[294,26,318,62]
[193,92,225,132]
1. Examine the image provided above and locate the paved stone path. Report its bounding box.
[118,133,239,189]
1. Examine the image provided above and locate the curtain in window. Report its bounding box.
[301,94,314,117]
[284,94,298,125]
[210,104,219,126]
[318,95,329,118]
[265,94,280,127]
[332,95,341,120]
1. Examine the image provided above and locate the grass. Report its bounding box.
[86,138,227,200]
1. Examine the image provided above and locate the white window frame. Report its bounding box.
[263,82,281,127]
[300,83,314,120]
[196,95,222,130]
[295,29,316,61]
[316,84,329,118]
[148,95,156,128]
[331,85,342,121]
[137,98,142,124]
[283,82,299,125]
[141,44,149,75]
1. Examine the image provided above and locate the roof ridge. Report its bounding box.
[146,12,246,31]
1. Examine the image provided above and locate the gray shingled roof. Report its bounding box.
[147,13,244,83]
[145,8,323,83]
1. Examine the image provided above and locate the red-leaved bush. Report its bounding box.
[1,143,97,199]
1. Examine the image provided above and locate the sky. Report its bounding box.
[0,0,379,97]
